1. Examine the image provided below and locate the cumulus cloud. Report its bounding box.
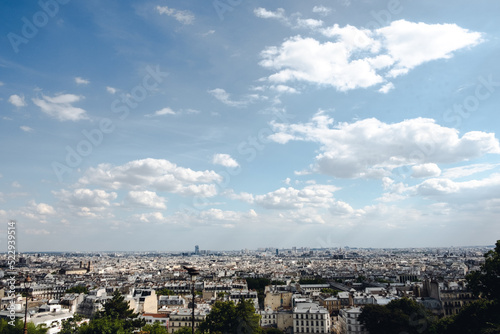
[212,154,239,168]
[127,190,167,209]
[75,77,89,85]
[55,188,118,207]
[78,158,221,197]
[106,86,117,94]
[441,163,500,179]
[8,94,27,107]
[270,111,500,179]
[156,6,194,25]
[255,184,340,210]
[413,173,500,205]
[411,163,441,178]
[312,6,331,15]
[20,126,33,132]
[259,20,482,91]
[254,7,287,21]
[32,94,88,121]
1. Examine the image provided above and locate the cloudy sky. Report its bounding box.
[1,0,499,252]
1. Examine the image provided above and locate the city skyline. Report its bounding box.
[1,1,500,252]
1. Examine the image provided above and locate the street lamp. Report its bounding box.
[183,266,199,334]
[23,275,32,334]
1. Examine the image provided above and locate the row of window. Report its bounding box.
[294,314,326,320]
[295,320,325,327]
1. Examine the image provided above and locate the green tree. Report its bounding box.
[0,319,48,334]
[431,299,500,334]
[156,288,175,296]
[78,290,145,334]
[142,322,169,334]
[60,314,84,334]
[435,241,500,333]
[66,286,89,294]
[198,299,261,334]
[359,298,436,334]
[466,241,500,301]
[173,326,193,334]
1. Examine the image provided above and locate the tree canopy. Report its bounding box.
[198,299,261,334]
[359,298,436,334]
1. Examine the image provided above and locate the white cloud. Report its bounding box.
[127,190,167,209]
[106,86,117,94]
[135,212,168,224]
[255,184,340,210]
[156,6,194,25]
[297,18,323,29]
[271,85,299,94]
[378,82,395,93]
[378,20,483,77]
[259,20,482,91]
[78,158,221,197]
[260,36,384,91]
[32,94,88,121]
[212,154,239,168]
[208,88,259,108]
[312,6,331,15]
[20,126,33,132]
[413,173,500,205]
[8,94,27,107]
[147,107,176,117]
[441,163,500,179]
[411,163,441,178]
[55,188,117,207]
[254,8,287,21]
[75,77,90,85]
[270,112,500,179]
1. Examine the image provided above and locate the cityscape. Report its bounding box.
[1,242,499,333]
[1,0,500,333]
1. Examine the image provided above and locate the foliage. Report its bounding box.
[60,314,84,334]
[156,288,176,296]
[142,322,169,334]
[298,278,326,284]
[262,328,284,334]
[172,326,192,334]
[269,280,286,286]
[359,297,436,334]
[466,240,500,301]
[66,286,89,294]
[198,299,261,334]
[431,299,500,334]
[0,318,48,334]
[320,288,339,295]
[246,278,271,291]
[76,290,145,334]
[355,275,366,283]
[245,278,270,308]
[436,241,500,333]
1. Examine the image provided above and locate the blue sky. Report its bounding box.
[1,0,500,252]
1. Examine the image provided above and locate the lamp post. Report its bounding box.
[23,275,32,334]
[183,266,199,334]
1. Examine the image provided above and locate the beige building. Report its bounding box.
[293,303,331,334]
[128,289,157,314]
[264,291,293,310]
[168,309,208,334]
